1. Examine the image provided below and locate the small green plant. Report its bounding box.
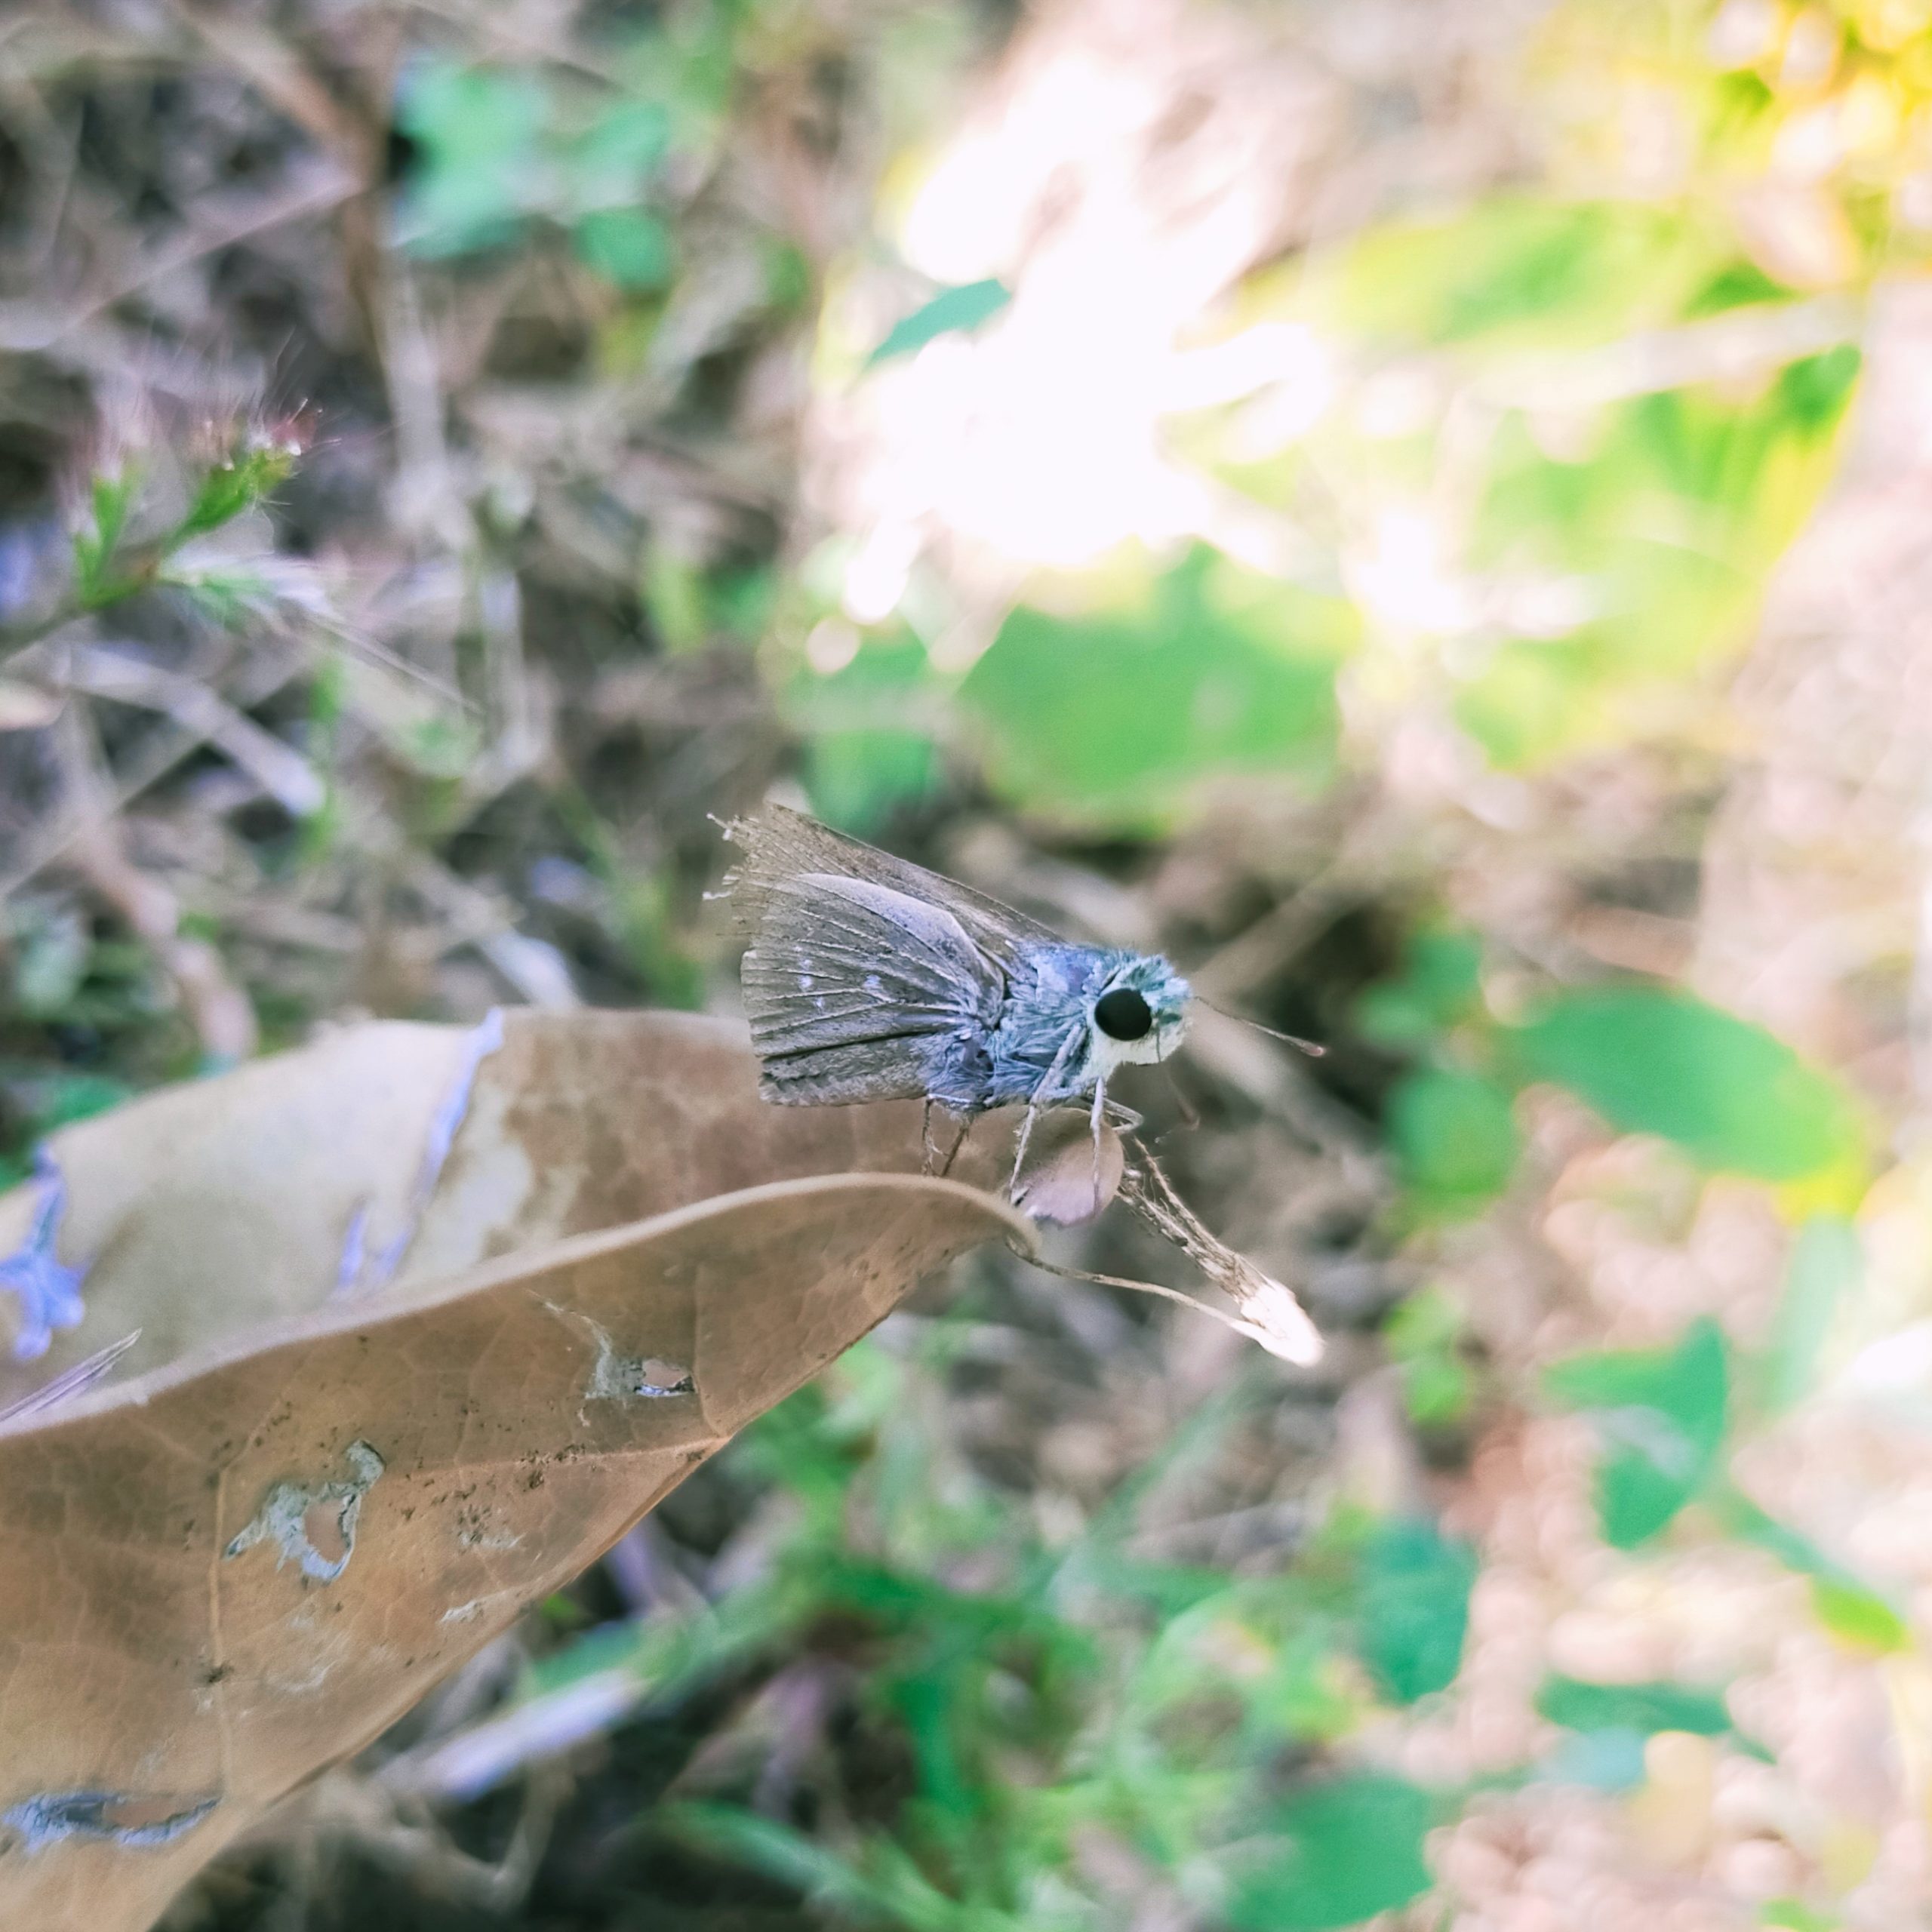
[549,1335,1482,1930]
[2,418,312,669]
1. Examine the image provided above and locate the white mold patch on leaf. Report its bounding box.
[438,1590,519,1626]
[586,1325,694,1401]
[223,1439,386,1583]
[555,1306,695,1404]
[260,1660,336,1699]
[2,1788,219,1855]
[591,1351,695,1401]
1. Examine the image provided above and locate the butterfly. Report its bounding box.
[722,805,1195,1184]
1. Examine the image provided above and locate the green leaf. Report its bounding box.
[1537,1672,1777,1783]
[398,60,547,164]
[1317,199,1712,353]
[526,1618,639,1691]
[1686,260,1792,315]
[570,100,672,195]
[1,1066,132,1140]
[1386,1067,1519,1220]
[868,278,1011,365]
[1381,1285,1463,1359]
[395,62,548,257]
[161,563,279,627]
[1509,986,1860,1182]
[1354,928,1484,1047]
[761,239,813,314]
[1764,1216,1860,1412]
[1544,1317,1728,1547]
[1383,1287,1474,1429]
[1809,1578,1910,1655]
[1537,1674,1732,1739]
[1760,1898,1840,1930]
[1780,345,1863,429]
[1358,1517,1477,1703]
[1224,1775,1435,1930]
[641,544,708,654]
[177,465,258,541]
[572,208,675,290]
[1715,1492,1911,1654]
[663,1804,884,1918]
[89,471,134,560]
[1456,350,1859,770]
[961,546,1349,826]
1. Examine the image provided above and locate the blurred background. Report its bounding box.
[5,0,1932,1925]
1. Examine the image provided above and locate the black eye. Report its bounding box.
[1094,986,1153,1041]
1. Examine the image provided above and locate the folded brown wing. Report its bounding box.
[724,804,1065,977]
[740,868,1002,1106]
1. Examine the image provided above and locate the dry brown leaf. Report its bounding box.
[0,1011,1029,1932]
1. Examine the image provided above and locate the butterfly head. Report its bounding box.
[1088,953,1192,1072]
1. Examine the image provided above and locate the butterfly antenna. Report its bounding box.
[1202,998,1326,1057]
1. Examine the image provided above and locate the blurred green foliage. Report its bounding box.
[1353,929,1485,1049]
[961,547,1351,826]
[1536,1672,1736,1742]
[394,9,747,291]
[1532,1670,1775,1791]
[788,632,943,835]
[1315,199,1712,351]
[1764,1214,1863,1411]
[1355,1517,1478,1703]
[489,1337,1475,1928]
[1761,1901,1842,1932]
[1220,1774,1435,1930]
[1199,183,1868,769]
[1356,939,1867,1233]
[1509,986,1863,1183]
[1458,346,1860,765]
[1382,1286,1478,1431]
[1716,1491,1912,1655]
[71,469,139,609]
[1385,1067,1520,1223]
[869,278,1014,365]
[1546,1316,1730,1548]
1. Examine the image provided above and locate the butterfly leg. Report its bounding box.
[921,1099,937,1175]
[1007,1030,1085,1197]
[1088,1074,1108,1211]
[1008,1102,1041,1197]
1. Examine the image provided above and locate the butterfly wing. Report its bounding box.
[725,804,1065,977]
[736,857,1004,1107]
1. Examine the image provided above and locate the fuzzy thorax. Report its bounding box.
[984,945,1190,1107]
